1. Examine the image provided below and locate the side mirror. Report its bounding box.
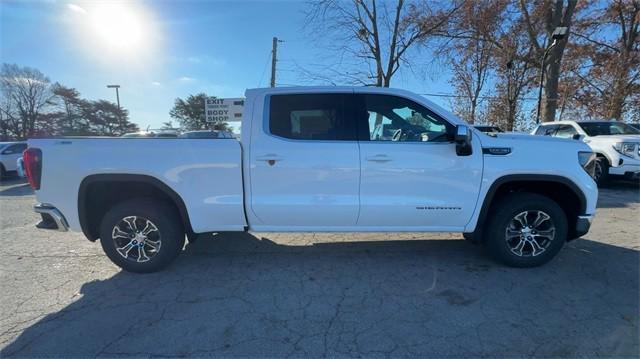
[572,134,584,141]
[455,125,473,156]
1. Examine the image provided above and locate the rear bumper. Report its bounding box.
[34,203,69,232]
[574,214,594,239]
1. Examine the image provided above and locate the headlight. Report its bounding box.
[613,142,637,158]
[578,151,596,177]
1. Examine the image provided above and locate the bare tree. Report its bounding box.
[567,0,639,121]
[416,1,579,124]
[0,64,55,139]
[449,46,492,124]
[445,0,504,124]
[304,0,459,87]
[0,94,19,140]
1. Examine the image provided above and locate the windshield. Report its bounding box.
[578,122,640,136]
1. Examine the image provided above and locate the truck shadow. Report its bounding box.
[2,232,638,357]
[0,178,31,197]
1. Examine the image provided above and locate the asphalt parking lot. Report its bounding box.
[0,177,638,358]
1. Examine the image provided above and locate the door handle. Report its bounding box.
[256,154,283,166]
[365,154,392,163]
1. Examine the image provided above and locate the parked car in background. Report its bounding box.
[16,157,25,178]
[0,142,27,178]
[474,125,504,134]
[179,130,235,139]
[532,120,640,185]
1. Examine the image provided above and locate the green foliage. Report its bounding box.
[52,83,92,136]
[169,93,230,132]
[84,100,138,136]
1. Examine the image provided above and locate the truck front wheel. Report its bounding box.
[484,193,568,267]
[593,156,610,186]
[99,199,185,273]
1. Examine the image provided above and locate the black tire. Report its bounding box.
[0,164,6,180]
[484,192,568,268]
[99,199,185,273]
[462,232,481,244]
[593,156,610,186]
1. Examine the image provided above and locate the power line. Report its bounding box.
[257,50,272,88]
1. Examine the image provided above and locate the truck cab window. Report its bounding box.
[269,94,356,141]
[554,125,578,138]
[360,94,452,142]
[537,125,558,136]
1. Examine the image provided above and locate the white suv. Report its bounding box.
[532,121,640,185]
[0,142,28,178]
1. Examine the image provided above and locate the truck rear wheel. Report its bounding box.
[99,199,185,273]
[484,193,568,267]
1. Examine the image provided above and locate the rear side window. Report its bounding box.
[269,94,356,141]
[535,125,558,136]
[554,125,578,138]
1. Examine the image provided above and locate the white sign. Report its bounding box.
[205,97,244,123]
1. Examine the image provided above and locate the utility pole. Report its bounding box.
[107,84,122,132]
[270,37,279,88]
[107,84,121,110]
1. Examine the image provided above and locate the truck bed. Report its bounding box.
[29,138,247,233]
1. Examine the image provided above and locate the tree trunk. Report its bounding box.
[469,100,477,124]
[524,0,577,123]
[542,54,561,122]
[608,76,626,120]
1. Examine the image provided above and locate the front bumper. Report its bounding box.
[574,214,594,239]
[609,162,640,177]
[34,204,68,232]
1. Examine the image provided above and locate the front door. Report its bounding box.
[248,92,361,230]
[356,93,482,231]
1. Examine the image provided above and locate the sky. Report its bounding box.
[0,0,454,130]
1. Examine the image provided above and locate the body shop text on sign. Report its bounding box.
[205,98,244,123]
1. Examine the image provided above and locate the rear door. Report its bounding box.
[355,93,483,230]
[248,92,361,229]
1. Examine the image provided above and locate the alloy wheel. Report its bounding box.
[112,216,161,263]
[504,210,556,257]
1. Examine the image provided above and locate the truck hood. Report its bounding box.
[489,132,578,144]
[477,131,591,151]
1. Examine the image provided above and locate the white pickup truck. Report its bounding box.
[532,120,640,185]
[25,87,598,272]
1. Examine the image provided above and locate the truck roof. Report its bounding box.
[538,120,623,125]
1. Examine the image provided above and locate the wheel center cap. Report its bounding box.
[521,227,532,236]
[134,233,146,244]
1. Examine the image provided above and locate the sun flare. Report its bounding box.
[68,1,159,64]
[89,3,145,51]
